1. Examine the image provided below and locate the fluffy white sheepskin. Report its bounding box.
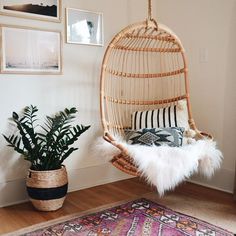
[94,137,222,196]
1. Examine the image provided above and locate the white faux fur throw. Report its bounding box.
[94,137,222,196]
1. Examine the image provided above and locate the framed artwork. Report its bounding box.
[66,8,103,46]
[0,25,62,74]
[0,0,61,22]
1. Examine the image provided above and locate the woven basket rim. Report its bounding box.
[28,165,66,174]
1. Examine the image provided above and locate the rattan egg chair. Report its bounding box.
[100,0,211,176]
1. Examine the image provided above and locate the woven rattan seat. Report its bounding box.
[100,1,211,176]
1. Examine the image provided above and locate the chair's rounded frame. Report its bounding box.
[100,20,211,176]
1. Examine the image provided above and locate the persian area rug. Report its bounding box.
[7,198,234,236]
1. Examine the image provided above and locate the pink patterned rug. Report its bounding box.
[15,198,234,235]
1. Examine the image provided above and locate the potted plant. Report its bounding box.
[3,105,90,211]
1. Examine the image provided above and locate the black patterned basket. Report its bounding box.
[26,166,68,211]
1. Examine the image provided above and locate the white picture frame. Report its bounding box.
[0,0,61,22]
[0,25,62,74]
[66,8,103,46]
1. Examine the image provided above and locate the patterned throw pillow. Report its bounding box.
[131,99,189,130]
[125,127,184,147]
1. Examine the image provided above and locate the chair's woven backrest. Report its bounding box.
[100,20,193,137]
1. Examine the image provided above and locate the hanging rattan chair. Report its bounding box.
[100,0,212,176]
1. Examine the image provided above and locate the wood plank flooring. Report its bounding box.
[0,178,235,235]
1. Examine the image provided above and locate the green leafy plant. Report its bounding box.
[3,105,90,171]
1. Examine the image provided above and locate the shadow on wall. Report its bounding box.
[0,146,30,206]
[0,120,30,183]
[222,1,236,172]
[227,2,236,194]
[0,142,30,206]
[0,142,30,181]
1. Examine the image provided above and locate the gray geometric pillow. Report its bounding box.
[125,127,184,147]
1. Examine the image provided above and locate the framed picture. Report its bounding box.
[0,25,62,74]
[0,0,61,22]
[66,8,103,46]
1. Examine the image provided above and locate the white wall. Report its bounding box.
[157,0,236,192]
[0,0,235,207]
[0,0,131,207]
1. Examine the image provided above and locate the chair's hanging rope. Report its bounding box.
[148,0,152,21]
[147,0,158,29]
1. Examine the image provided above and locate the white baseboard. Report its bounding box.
[67,163,132,192]
[0,178,28,208]
[0,163,131,208]
[0,165,234,208]
[189,168,235,194]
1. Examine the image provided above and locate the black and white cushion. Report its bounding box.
[125,127,184,147]
[131,99,189,130]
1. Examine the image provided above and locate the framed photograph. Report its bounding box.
[0,0,61,22]
[66,8,103,46]
[0,25,62,74]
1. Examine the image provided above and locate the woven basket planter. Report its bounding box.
[26,166,68,211]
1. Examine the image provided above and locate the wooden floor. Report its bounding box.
[0,178,236,235]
